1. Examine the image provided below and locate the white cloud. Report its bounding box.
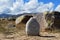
[0,0,14,14]
[0,0,9,12]
[0,0,54,15]
[24,0,38,10]
[55,5,60,12]
[10,0,38,13]
[48,2,54,9]
[10,2,20,11]
[10,0,24,13]
[0,0,9,2]
[9,0,54,15]
[37,2,54,13]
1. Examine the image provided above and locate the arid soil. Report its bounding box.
[0,20,60,40]
[0,30,60,40]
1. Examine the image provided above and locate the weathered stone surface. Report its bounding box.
[15,15,33,24]
[54,12,60,29]
[26,17,40,36]
[35,13,48,31]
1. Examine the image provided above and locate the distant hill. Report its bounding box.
[0,9,33,18]
[0,13,37,18]
[0,13,16,18]
[0,11,60,18]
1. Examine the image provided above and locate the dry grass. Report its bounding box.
[0,20,60,40]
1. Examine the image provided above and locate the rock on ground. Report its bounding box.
[26,17,40,36]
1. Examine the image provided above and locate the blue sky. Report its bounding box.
[0,0,60,15]
[24,0,60,8]
[39,0,60,8]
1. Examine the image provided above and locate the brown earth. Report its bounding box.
[0,20,60,40]
[0,30,60,40]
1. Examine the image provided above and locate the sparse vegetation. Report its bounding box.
[0,12,60,40]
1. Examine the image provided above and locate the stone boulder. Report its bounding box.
[26,17,40,36]
[15,15,33,24]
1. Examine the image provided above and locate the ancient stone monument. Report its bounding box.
[26,17,40,36]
